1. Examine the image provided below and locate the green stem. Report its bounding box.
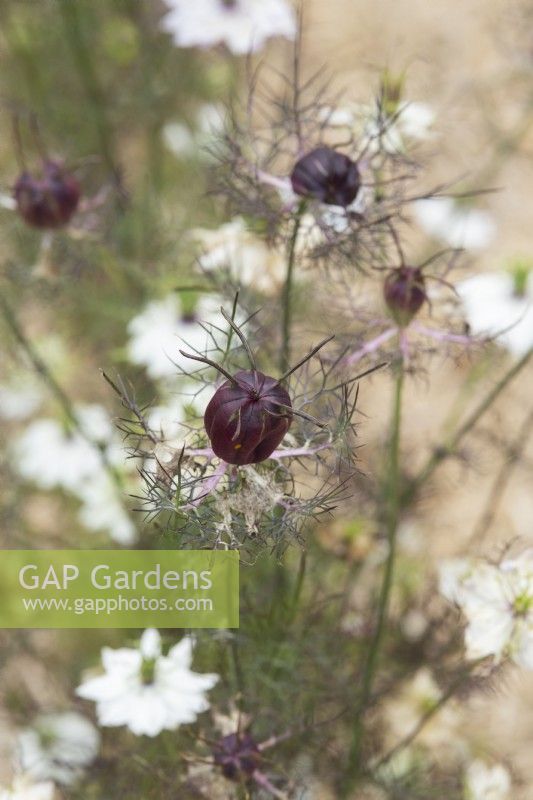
[0,292,123,490]
[405,345,533,504]
[57,0,121,191]
[280,205,304,374]
[342,364,404,794]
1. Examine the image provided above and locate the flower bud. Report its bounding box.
[204,370,292,466]
[14,160,80,229]
[213,732,261,781]
[290,146,360,207]
[384,266,426,326]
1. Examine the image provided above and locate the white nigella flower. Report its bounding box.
[162,104,225,159]
[76,629,218,737]
[17,711,99,786]
[13,405,134,543]
[457,269,533,356]
[192,217,285,294]
[127,294,222,380]
[160,0,297,55]
[0,776,54,800]
[76,473,136,545]
[464,760,511,800]
[322,100,434,154]
[0,376,42,421]
[413,197,496,250]
[439,551,533,667]
[13,409,112,494]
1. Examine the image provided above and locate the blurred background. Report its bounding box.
[0,0,532,797]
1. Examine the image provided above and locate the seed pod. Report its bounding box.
[14,160,80,229]
[213,732,261,782]
[384,266,426,326]
[204,370,292,466]
[290,146,360,207]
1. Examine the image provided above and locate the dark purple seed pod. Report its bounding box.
[383,266,427,326]
[204,370,292,466]
[290,146,360,207]
[213,732,261,782]
[14,160,80,229]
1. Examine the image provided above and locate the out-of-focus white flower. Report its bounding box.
[322,100,434,153]
[413,198,496,250]
[160,0,296,55]
[192,217,285,294]
[457,271,533,356]
[13,404,125,492]
[0,776,54,800]
[13,405,134,543]
[76,473,136,544]
[147,396,186,440]
[384,668,459,751]
[464,760,511,800]
[163,104,225,159]
[14,417,104,493]
[76,629,218,737]
[439,551,533,667]
[0,377,42,421]
[147,381,212,440]
[17,711,99,786]
[127,294,222,379]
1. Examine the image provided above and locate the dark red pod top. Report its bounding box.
[290,146,360,207]
[204,369,292,466]
[14,160,80,229]
[383,266,427,326]
[213,732,261,782]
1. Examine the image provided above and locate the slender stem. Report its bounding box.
[342,364,404,794]
[0,293,123,489]
[280,205,304,374]
[371,663,479,773]
[405,346,533,504]
[469,403,533,546]
[56,0,121,192]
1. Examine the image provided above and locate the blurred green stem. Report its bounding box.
[405,345,533,504]
[57,0,121,190]
[280,204,304,374]
[343,363,404,795]
[0,292,123,490]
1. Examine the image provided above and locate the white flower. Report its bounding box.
[384,668,459,751]
[457,271,533,356]
[160,0,296,55]
[0,776,54,800]
[439,552,533,667]
[0,376,42,421]
[322,100,434,153]
[76,629,218,737]
[76,473,136,544]
[163,104,225,159]
[464,760,511,800]
[413,197,496,250]
[17,711,99,786]
[12,405,134,543]
[192,218,286,294]
[127,294,222,379]
[14,418,104,493]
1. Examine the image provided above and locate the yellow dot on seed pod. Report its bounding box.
[234,443,242,449]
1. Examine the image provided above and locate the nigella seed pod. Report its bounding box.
[14,160,80,229]
[384,266,427,326]
[204,370,292,466]
[290,146,360,207]
[180,307,331,467]
[213,732,261,782]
